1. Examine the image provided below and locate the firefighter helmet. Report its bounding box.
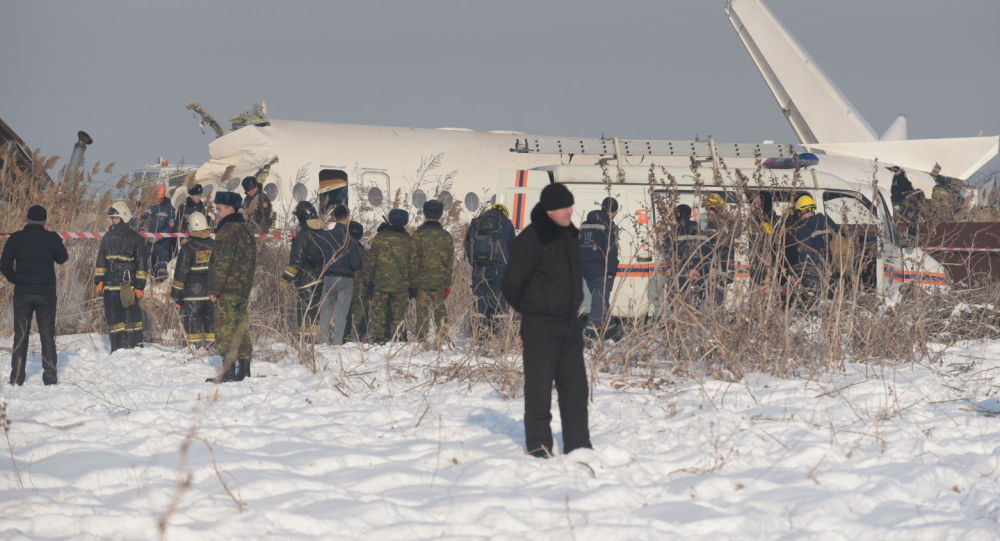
[490,203,510,218]
[703,193,726,210]
[107,201,132,223]
[187,211,209,233]
[795,195,817,212]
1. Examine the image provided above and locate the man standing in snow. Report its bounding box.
[95,202,149,352]
[412,199,454,341]
[579,197,619,339]
[502,183,592,458]
[1,205,68,385]
[207,191,256,383]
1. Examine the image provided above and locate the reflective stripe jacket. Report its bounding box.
[579,210,618,281]
[94,222,149,290]
[171,236,214,301]
[792,213,841,266]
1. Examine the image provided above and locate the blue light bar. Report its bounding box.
[763,153,819,169]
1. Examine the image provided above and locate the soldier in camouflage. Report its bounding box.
[171,211,215,348]
[411,200,454,340]
[241,176,274,233]
[95,202,149,352]
[207,191,257,383]
[365,209,414,342]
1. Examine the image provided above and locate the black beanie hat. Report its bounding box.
[333,205,350,220]
[188,184,203,196]
[540,182,574,211]
[423,199,444,219]
[214,191,243,210]
[601,197,619,213]
[241,176,259,191]
[27,205,47,224]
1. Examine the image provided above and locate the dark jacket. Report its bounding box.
[242,191,273,232]
[665,218,704,274]
[793,213,841,266]
[171,236,214,301]
[1,224,69,296]
[176,197,209,233]
[702,214,735,282]
[142,197,176,234]
[412,221,454,290]
[208,213,256,298]
[282,226,337,289]
[579,210,618,280]
[324,223,364,278]
[95,222,149,290]
[502,203,583,319]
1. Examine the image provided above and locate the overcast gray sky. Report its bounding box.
[2,0,998,181]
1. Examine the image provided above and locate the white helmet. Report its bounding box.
[187,211,209,233]
[107,201,132,223]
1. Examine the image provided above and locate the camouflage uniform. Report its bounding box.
[242,191,273,233]
[95,221,149,352]
[366,225,414,341]
[411,221,454,339]
[208,213,257,375]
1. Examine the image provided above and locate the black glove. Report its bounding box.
[409,288,418,299]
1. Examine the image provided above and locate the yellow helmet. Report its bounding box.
[703,193,726,210]
[795,195,817,212]
[490,203,510,218]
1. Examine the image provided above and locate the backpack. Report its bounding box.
[471,214,504,266]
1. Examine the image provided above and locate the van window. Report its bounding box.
[823,192,878,225]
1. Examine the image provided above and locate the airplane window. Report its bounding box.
[439,190,453,210]
[292,182,308,202]
[465,192,479,211]
[368,186,384,207]
[263,183,279,202]
[412,189,427,207]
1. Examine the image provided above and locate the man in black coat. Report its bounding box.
[502,182,592,458]
[1,206,68,385]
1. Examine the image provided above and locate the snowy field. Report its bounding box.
[1,334,998,540]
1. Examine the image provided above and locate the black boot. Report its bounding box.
[206,361,239,383]
[237,359,251,380]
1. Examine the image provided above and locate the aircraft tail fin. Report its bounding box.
[725,0,878,144]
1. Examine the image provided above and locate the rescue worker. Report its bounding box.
[790,194,841,303]
[365,209,414,342]
[502,183,591,458]
[95,202,149,352]
[1,205,68,385]
[412,200,454,340]
[241,176,274,233]
[345,220,369,342]
[700,193,734,306]
[579,197,619,338]
[176,183,209,236]
[170,211,215,348]
[141,184,176,282]
[207,191,256,383]
[669,204,704,297]
[463,203,514,330]
[318,205,363,345]
[282,201,337,338]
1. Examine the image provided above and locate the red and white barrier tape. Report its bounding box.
[0,232,294,239]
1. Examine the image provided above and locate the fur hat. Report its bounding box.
[188,183,203,196]
[423,199,444,219]
[214,191,243,210]
[387,208,409,227]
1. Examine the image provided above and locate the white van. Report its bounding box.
[497,164,950,319]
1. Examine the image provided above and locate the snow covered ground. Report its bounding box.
[0,334,998,540]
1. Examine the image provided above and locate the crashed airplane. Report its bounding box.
[187,0,997,227]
